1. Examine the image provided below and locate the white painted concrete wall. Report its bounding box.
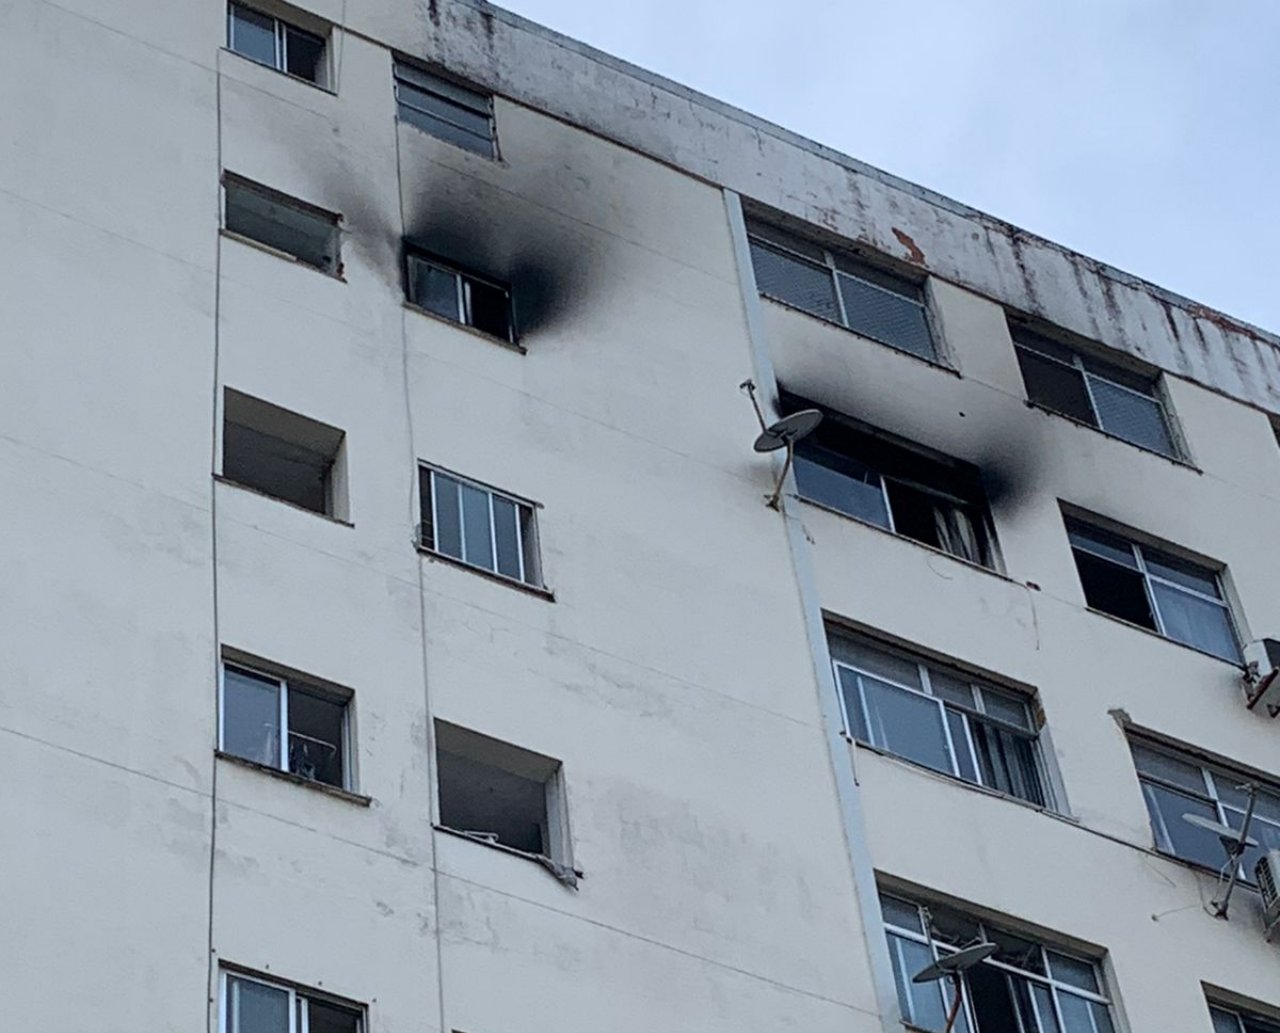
[2,1,1279,1032]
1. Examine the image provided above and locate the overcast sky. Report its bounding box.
[503,0,1280,334]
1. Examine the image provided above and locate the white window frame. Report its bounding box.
[227,2,327,85]
[1211,1003,1280,1033]
[883,895,1114,1033]
[405,251,514,341]
[218,661,352,791]
[219,969,363,1033]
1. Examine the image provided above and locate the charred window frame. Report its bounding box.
[226,2,328,86]
[219,968,363,1033]
[1131,737,1280,885]
[419,464,542,588]
[829,629,1053,808]
[881,892,1115,1033]
[222,175,342,275]
[1065,514,1240,661]
[785,394,999,569]
[1012,322,1180,458]
[1211,1002,1280,1033]
[745,217,937,362]
[219,660,353,792]
[405,248,514,342]
[394,60,495,157]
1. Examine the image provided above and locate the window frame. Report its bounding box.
[219,968,363,1033]
[830,631,1054,809]
[418,463,544,590]
[218,660,353,792]
[221,174,343,276]
[745,218,940,362]
[393,60,496,158]
[226,2,329,87]
[1211,1002,1280,1033]
[404,248,516,343]
[1065,513,1241,662]
[882,892,1115,1033]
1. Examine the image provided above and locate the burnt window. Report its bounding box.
[882,892,1116,1033]
[222,389,347,519]
[786,394,998,568]
[419,464,541,587]
[1012,324,1179,457]
[435,721,571,868]
[220,660,352,791]
[223,175,341,274]
[394,61,495,157]
[1065,515,1239,660]
[746,217,936,361]
[405,249,514,342]
[220,969,362,1033]
[227,3,328,85]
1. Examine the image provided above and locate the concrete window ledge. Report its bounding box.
[215,751,373,807]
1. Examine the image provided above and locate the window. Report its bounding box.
[435,721,574,879]
[1012,323,1179,457]
[221,970,361,1033]
[227,3,327,85]
[1065,514,1239,660]
[1131,737,1280,883]
[882,892,1115,1033]
[830,629,1051,806]
[405,249,514,341]
[745,217,936,360]
[223,176,341,274]
[222,389,347,519]
[220,661,351,791]
[419,465,541,587]
[394,61,495,157]
[1211,1003,1280,1033]
[787,394,998,568]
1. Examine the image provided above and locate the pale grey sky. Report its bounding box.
[502,0,1280,333]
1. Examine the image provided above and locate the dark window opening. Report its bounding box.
[224,176,340,273]
[406,250,514,342]
[228,3,328,85]
[222,971,362,1033]
[222,389,346,518]
[394,61,495,156]
[1212,1004,1280,1033]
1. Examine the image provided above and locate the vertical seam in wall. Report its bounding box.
[205,55,226,1033]
[392,116,450,1033]
[722,189,901,1032]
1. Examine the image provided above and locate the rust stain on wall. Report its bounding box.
[892,227,925,265]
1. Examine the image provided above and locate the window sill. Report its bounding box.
[1081,605,1242,667]
[402,302,526,354]
[221,47,338,95]
[219,230,346,281]
[397,119,502,164]
[797,496,1015,584]
[758,295,957,375]
[417,544,556,601]
[215,751,372,806]
[434,824,582,887]
[214,475,354,527]
[1024,400,1200,471]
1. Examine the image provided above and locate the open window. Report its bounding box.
[881,891,1116,1033]
[220,969,362,1033]
[434,721,574,881]
[223,175,341,274]
[405,247,514,342]
[222,389,347,519]
[785,393,998,569]
[226,2,329,86]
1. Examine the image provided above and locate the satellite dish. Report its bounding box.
[1182,813,1257,853]
[753,409,822,453]
[912,942,997,983]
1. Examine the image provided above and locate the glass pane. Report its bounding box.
[1089,1000,1117,1033]
[838,271,935,359]
[890,934,949,1031]
[748,241,840,322]
[793,444,890,527]
[947,710,979,783]
[223,667,281,768]
[1046,952,1100,994]
[990,929,1044,974]
[230,975,290,1033]
[229,5,277,67]
[836,666,871,742]
[398,103,494,154]
[225,183,336,272]
[973,723,1044,805]
[465,277,512,339]
[1030,983,1062,1033]
[1218,783,1280,825]
[283,25,324,83]
[1144,549,1222,597]
[397,83,492,137]
[1064,520,1138,568]
[863,676,952,773]
[980,686,1034,730]
[880,895,924,933]
[460,483,494,570]
[519,506,540,586]
[1150,582,1239,660]
[929,907,982,947]
[1141,780,1225,867]
[1130,743,1208,794]
[1224,808,1280,886]
[409,258,460,321]
[1058,993,1102,1033]
[1088,375,1176,455]
[1073,549,1157,630]
[929,670,976,708]
[1210,1007,1243,1033]
[492,496,522,580]
[1017,347,1095,425]
[305,997,362,1033]
[431,473,463,559]
[828,637,923,690]
[287,688,346,788]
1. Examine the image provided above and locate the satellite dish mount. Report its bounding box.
[910,911,997,1033]
[740,380,822,510]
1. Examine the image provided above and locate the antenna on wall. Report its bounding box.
[740,380,822,510]
[1182,782,1260,920]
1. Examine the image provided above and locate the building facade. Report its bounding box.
[3,1,1280,1031]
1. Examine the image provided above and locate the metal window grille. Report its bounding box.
[419,466,541,587]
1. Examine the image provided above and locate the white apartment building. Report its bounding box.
[4,1,1280,1031]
